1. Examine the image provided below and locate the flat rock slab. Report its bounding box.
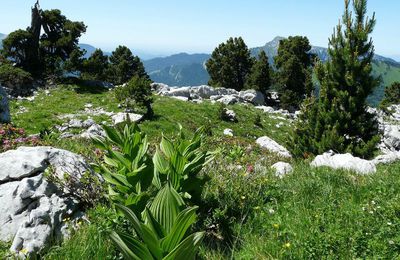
[256,136,292,158]
[0,146,94,257]
[311,151,377,174]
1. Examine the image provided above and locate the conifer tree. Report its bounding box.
[206,37,253,91]
[274,36,314,110]
[291,0,380,159]
[245,50,272,94]
[82,49,109,81]
[380,82,400,107]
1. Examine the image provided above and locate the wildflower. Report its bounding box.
[273,223,279,229]
[389,240,395,245]
[369,211,374,214]
[371,200,376,205]
[247,164,254,173]
[240,196,246,200]
[387,222,393,226]
[283,242,291,248]
[254,206,261,210]
[268,208,275,215]
[362,207,366,211]
[20,248,28,255]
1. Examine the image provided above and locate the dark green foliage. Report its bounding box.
[107,46,149,85]
[291,0,380,159]
[1,30,34,72]
[115,76,154,118]
[0,63,33,95]
[245,50,272,94]
[64,48,86,75]
[40,9,87,78]
[82,49,109,81]
[1,6,86,79]
[274,36,315,110]
[381,82,400,107]
[206,37,254,91]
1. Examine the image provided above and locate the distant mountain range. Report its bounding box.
[1,33,400,105]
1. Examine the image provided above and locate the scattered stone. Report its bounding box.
[311,151,376,174]
[216,95,239,105]
[372,151,400,165]
[80,124,106,139]
[256,106,275,114]
[222,108,237,122]
[382,125,400,151]
[60,132,75,139]
[0,84,11,123]
[112,112,143,125]
[0,147,95,256]
[82,118,96,128]
[223,128,234,137]
[271,162,293,178]
[68,119,84,128]
[239,89,265,105]
[256,136,292,158]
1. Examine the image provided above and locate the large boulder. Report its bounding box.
[311,151,376,174]
[216,95,239,105]
[239,89,265,105]
[0,146,96,257]
[195,85,217,99]
[0,84,11,123]
[163,87,191,98]
[256,136,292,158]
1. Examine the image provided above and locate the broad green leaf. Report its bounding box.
[144,207,166,239]
[149,184,184,233]
[161,206,198,252]
[110,231,152,260]
[103,124,123,145]
[160,136,175,158]
[163,232,205,260]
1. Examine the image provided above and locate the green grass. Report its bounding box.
[3,84,400,259]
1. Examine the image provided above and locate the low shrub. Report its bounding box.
[0,124,41,152]
[0,63,34,96]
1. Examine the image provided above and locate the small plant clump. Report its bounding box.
[0,124,41,152]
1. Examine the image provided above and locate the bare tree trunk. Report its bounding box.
[27,1,42,75]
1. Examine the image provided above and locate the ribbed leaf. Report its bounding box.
[163,232,205,260]
[160,136,175,158]
[144,207,166,239]
[161,206,198,252]
[149,184,184,234]
[103,124,123,145]
[110,231,151,260]
[141,224,163,259]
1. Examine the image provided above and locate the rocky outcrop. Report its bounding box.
[112,112,143,125]
[271,162,293,178]
[0,147,95,257]
[311,151,377,174]
[153,83,265,106]
[221,108,237,122]
[256,136,292,158]
[0,84,11,123]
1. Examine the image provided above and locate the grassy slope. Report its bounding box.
[4,85,400,259]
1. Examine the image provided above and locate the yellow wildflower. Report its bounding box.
[284,242,291,248]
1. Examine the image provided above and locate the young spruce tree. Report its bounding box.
[245,50,272,94]
[291,0,380,159]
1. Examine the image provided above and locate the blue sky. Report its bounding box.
[1,0,399,59]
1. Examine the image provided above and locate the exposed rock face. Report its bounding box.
[0,84,11,123]
[271,162,293,178]
[112,112,143,125]
[311,151,377,174]
[153,83,265,106]
[80,123,106,139]
[0,147,95,257]
[382,125,400,151]
[256,136,292,158]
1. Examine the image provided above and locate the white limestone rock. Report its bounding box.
[223,128,234,137]
[239,89,265,105]
[271,162,293,178]
[0,146,95,256]
[112,112,143,125]
[217,95,239,105]
[311,151,376,174]
[256,136,292,158]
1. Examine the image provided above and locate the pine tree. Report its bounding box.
[107,46,149,85]
[206,37,254,91]
[274,36,315,110]
[245,50,271,94]
[291,0,380,159]
[82,49,109,81]
[380,82,400,107]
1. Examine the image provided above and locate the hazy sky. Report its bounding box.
[1,0,399,59]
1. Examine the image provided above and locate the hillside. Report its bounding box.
[2,85,400,259]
